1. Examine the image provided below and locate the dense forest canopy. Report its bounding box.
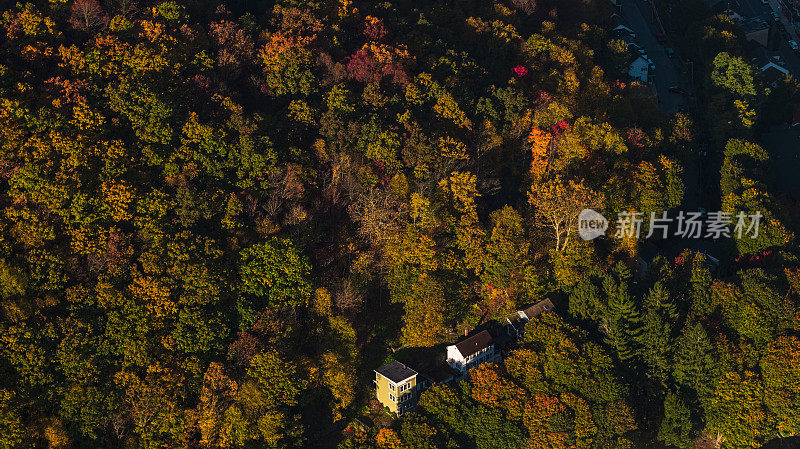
[0,0,798,448]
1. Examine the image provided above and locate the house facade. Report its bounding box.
[374,361,419,416]
[445,330,499,374]
[628,55,649,82]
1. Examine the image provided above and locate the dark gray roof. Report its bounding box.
[454,330,493,357]
[520,298,555,320]
[375,361,417,383]
[707,0,739,14]
[751,48,789,74]
[740,17,768,34]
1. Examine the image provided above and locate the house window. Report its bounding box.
[389,394,395,402]
[390,384,395,392]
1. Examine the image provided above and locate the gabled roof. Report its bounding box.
[707,0,739,14]
[740,17,768,34]
[751,48,790,77]
[609,13,630,30]
[507,298,555,331]
[612,24,635,35]
[610,28,636,40]
[519,298,555,321]
[453,330,493,357]
[629,53,649,65]
[761,62,790,75]
[375,361,417,383]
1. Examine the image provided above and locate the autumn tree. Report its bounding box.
[528,177,603,252]
[69,0,108,32]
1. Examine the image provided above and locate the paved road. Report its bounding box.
[740,0,800,73]
[762,126,800,198]
[618,0,688,114]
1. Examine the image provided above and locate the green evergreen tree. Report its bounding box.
[568,276,603,321]
[689,254,713,316]
[603,263,643,361]
[657,391,692,448]
[673,322,718,400]
[641,284,676,385]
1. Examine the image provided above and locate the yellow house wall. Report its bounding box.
[375,372,398,414]
[375,372,417,414]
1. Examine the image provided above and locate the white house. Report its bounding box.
[446,330,498,374]
[628,55,649,82]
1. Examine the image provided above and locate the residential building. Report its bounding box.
[373,361,418,416]
[446,330,498,374]
[706,0,741,15]
[741,17,769,47]
[506,298,555,340]
[752,48,791,85]
[629,55,650,82]
[609,14,636,40]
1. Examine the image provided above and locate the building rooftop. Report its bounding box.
[453,330,493,357]
[519,298,555,321]
[751,48,790,77]
[740,17,768,34]
[375,361,417,383]
[707,0,739,15]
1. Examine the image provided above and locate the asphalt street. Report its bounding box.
[739,0,800,73]
[618,0,688,114]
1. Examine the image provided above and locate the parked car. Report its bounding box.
[668,86,686,94]
[665,47,675,56]
[790,40,799,51]
[761,0,769,5]
[772,11,781,21]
